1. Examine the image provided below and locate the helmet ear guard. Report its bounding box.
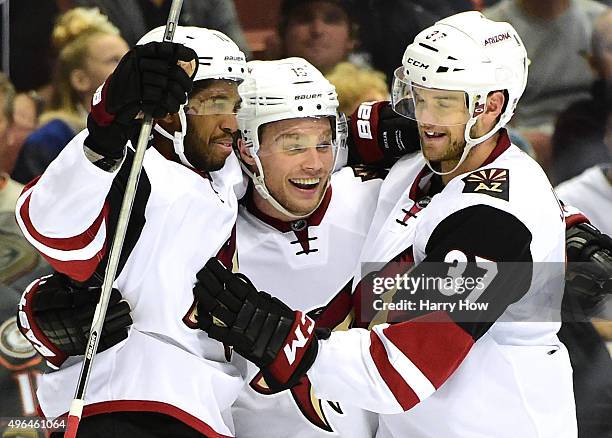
[391,11,528,175]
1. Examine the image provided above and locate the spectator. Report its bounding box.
[552,7,612,184]
[11,7,128,184]
[325,62,388,114]
[275,0,362,74]
[342,1,485,84]
[269,1,500,82]
[74,0,251,55]
[1,92,41,175]
[484,0,608,170]
[0,73,53,438]
[0,73,23,213]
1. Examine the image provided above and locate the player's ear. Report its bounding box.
[155,113,181,132]
[238,138,256,166]
[485,91,505,119]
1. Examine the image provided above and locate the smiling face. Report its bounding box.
[242,117,335,218]
[411,86,470,163]
[410,85,505,175]
[183,79,241,171]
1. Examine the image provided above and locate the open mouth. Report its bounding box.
[289,177,321,191]
[212,139,233,151]
[423,130,446,139]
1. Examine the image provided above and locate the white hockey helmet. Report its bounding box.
[391,11,528,174]
[237,57,346,219]
[136,26,248,167]
[137,26,247,83]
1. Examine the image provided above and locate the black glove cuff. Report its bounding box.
[262,335,320,392]
[84,114,133,161]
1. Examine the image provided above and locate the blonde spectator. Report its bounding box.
[11,7,129,184]
[326,62,388,114]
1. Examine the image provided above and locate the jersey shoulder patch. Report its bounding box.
[461,168,509,201]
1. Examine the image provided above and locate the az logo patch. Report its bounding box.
[462,168,509,201]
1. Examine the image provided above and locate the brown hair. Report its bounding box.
[278,0,359,40]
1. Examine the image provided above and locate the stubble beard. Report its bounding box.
[421,133,466,166]
[184,129,227,172]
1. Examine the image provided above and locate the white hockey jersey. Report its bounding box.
[307,131,578,437]
[555,165,612,236]
[15,130,248,437]
[232,167,383,437]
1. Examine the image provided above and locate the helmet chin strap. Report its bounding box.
[424,115,504,177]
[153,108,195,168]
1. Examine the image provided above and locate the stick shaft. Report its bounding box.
[64,2,184,436]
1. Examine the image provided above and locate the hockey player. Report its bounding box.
[16,26,251,437]
[16,25,612,438]
[15,20,424,436]
[225,58,383,436]
[18,55,423,436]
[195,12,579,437]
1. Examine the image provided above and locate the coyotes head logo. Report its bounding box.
[250,372,343,432]
[250,284,353,432]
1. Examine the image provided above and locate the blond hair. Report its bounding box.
[325,62,388,115]
[45,7,120,126]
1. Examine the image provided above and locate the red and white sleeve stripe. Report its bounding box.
[16,185,109,281]
[13,131,118,281]
[369,311,474,411]
[307,311,474,414]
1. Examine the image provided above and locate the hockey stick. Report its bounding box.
[63,2,184,436]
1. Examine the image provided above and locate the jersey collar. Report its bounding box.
[409,128,512,200]
[243,184,333,233]
[481,128,511,167]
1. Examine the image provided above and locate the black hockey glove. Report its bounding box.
[16,273,132,368]
[565,222,612,315]
[347,101,419,165]
[194,258,329,391]
[86,41,198,159]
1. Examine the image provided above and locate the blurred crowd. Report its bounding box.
[0,0,611,435]
[1,0,611,186]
